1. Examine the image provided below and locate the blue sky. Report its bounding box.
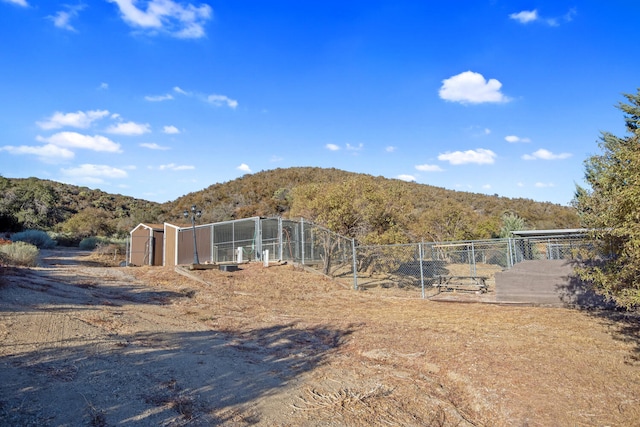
[1,0,638,205]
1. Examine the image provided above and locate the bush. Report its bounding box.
[11,229,57,249]
[0,241,40,267]
[79,236,106,250]
[79,236,126,252]
[47,231,82,247]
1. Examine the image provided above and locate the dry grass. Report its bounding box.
[126,263,640,426]
[2,251,638,426]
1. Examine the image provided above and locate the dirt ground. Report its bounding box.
[1,248,640,426]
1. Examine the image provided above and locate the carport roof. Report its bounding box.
[510,228,588,237]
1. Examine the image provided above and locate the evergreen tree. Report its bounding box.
[574,88,640,308]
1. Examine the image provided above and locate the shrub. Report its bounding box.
[79,236,126,252]
[79,236,106,250]
[47,231,82,247]
[11,229,57,249]
[0,241,39,267]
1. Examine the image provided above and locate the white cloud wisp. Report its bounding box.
[37,110,110,130]
[438,148,497,165]
[505,135,531,143]
[522,149,572,160]
[207,94,238,109]
[106,121,151,135]
[108,0,213,39]
[37,132,122,153]
[0,144,75,161]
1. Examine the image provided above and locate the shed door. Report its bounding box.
[130,235,154,266]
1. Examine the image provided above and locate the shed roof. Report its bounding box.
[133,223,165,231]
[510,228,588,237]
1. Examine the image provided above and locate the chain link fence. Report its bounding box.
[173,217,354,277]
[352,235,594,298]
[167,217,595,299]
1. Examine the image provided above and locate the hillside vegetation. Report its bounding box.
[1,168,578,244]
[0,176,164,241]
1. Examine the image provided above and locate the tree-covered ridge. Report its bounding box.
[167,167,578,242]
[0,176,165,237]
[1,167,579,243]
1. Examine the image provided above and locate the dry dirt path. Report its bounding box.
[1,248,640,426]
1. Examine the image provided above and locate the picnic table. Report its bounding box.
[433,275,488,293]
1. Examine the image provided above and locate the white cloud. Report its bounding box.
[385,146,396,153]
[505,135,531,143]
[510,8,577,26]
[61,164,128,183]
[2,0,28,6]
[325,144,340,151]
[106,121,151,135]
[346,143,363,152]
[48,5,85,31]
[99,82,109,90]
[535,182,556,188]
[270,155,283,162]
[36,132,122,153]
[415,163,444,172]
[163,125,180,134]
[509,10,538,24]
[108,0,212,39]
[397,174,416,182]
[145,93,174,102]
[171,86,239,110]
[522,149,572,160]
[157,163,195,171]
[438,148,497,165]
[37,110,110,130]
[0,144,74,161]
[174,86,190,95]
[237,163,251,173]
[439,71,510,104]
[207,94,238,109]
[564,8,577,23]
[482,184,492,190]
[140,142,170,150]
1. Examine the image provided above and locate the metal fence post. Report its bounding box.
[470,242,476,276]
[352,238,358,290]
[278,217,283,261]
[301,217,305,265]
[509,237,516,268]
[253,217,262,261]
[419,242,425,299]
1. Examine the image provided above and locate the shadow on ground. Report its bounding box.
[557,261,640,365]
[0,323,354,425]
[0,265,192,313]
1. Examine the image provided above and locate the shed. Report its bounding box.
[129,223,165,266]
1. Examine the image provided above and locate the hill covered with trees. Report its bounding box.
[0,176,164,239]
[1,168,579,244]
[166,167,578,243]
